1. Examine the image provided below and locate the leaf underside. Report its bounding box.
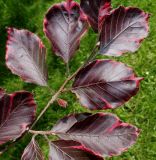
[52,113,140,157]
[49,140,103,160]
[21,136,44,160]
[99,6,150,56]
[44,0,88,63]
[0,90,36,145]
[6,28,48,86]
[72,59,142,110]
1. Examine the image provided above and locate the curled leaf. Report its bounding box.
[72,60,143,110]
[0,90,36,145]
[53,113,140,157]
[99,6,150,56]
[44,0,88,63]
[6,28,48,86]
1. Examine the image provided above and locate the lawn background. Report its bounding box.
[0,0,156,159]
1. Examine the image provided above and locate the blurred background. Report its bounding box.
[0,0,156,159]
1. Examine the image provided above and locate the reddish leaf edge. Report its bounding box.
[98,1,112,32]
[6,90,36,129]
[5,27,48,86]
[100,113,140,157]
[72,59,144,110]
[54,112,140,157]
[21,135,44,160]
[43,0,88,63]
[51,140,104,160]
[0,89,37,145]
[0,88,5,98]
[99,6,150,55]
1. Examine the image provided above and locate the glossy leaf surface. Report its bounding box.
[44,0,88,63]
[53,113,140,157]
[99,6,150,56]
[49,140,103,160]
[80,0,111,32]
[72,60,142,110]
[6,28,48,86]
[21,136,44,160]
[0,90,36,145]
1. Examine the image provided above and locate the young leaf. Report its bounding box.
[49,140,103,160]
[6,28,48,86]
[53,113,140,157]
[72,60,142,110]
[99,6,150,56]
[57,98,68,108]
[0,90,36,145]
[80,0,111,32]
[44,0,88,63]
[21,136,44,160]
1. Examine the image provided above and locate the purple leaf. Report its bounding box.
[6,28,48,86]
[49,140,103,160]
[99,6,150,56]
[21,136,44,160]
[0,90,36,145]
[80,0,111,32]
[72,60,143,110]
[52,113,91,133]
[44,0,88,63]
[53,113,140,157]
[0,88,5,98]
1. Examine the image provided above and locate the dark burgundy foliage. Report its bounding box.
[99,6,150,56]
[49,140,103,160]
[0,88,5,98]
[52,113,140,157]
[72,60,142,110]
[21,136,44,160]
[80,0,111,32]
[0,90,36,145]
[6,28,48,86]
[2,0,150,159]
[44,0,88,63]
[52,113,91,133]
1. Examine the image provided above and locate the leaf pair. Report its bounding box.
[81,0,150,56]
[22,113,140,159]
[6,0,88,86]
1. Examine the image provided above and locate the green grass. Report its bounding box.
[0,0,156,159]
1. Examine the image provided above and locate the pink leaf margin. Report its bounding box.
[6,27,48,86]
